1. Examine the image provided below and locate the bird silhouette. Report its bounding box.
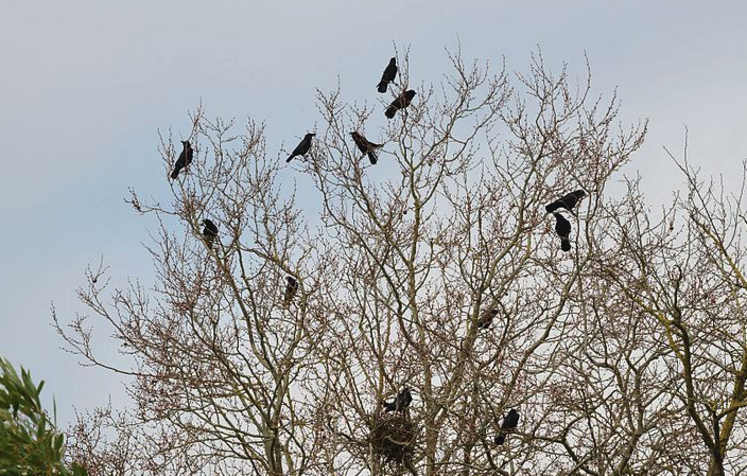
[377,57,397,93]
[546,190,586,214]
[477,307,498,330]
[202,219,218,248]
[350,131,384,165]
[383,387,413,412]
[171,140,194,179]
[553,212,572,252]
[283,276,298,306]
[385,90,417,119]
[286,133,315,163]
[495,408,520,445]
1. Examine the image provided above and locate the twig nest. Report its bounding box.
[368,413,417,464]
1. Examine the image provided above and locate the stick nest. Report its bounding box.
[368,413,417,464]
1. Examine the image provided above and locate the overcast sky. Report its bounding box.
[1,0,746,428]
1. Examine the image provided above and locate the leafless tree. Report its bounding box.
[56,49,747,476]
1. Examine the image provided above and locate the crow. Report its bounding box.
[283,276,298,307]
[286,133,315,163]
[383,387,413,412]
[350,131,384,165]
[385,90,417,119]
[171,140,194,179]
[477,307,498,330]
[545,190,586,214]
[495,408,520,445]
[553,212,572,252]
[377,57,397,93]
[202,219,218,248]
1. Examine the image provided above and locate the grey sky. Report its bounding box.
[1,0,746,427]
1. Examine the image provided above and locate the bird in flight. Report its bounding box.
[171,140,194,179]
[377,57,397,93]
[553,212,572,252]
[202,219,218,248]
[545,190,586,214]
[383,387,413,413]
[350,131,384,165]
[283,276,298,307]
[385,90,417,119]
[286,133,315,163]
[495,408,520,445]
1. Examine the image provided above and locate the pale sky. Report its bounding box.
[1,0,746,428]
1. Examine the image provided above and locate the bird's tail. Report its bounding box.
[170,169,179,179]
[545,202,559,214]
[385,107,396,119]
[286,155,294,163]
[561,239,571,252]
[368,150,378,165]
[377,81,388,93]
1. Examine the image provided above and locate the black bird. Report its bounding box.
[495,408,520,445]
[477,307,498,330]
[202,219,218,248]
[383,387,413,413]
[286,133,315,163]
[553,212,572,252]
[385,90,417,119]
[283,276,298,307]
[350,131,384,165]
[377,57,397,93]
[545,190,586,214]
[171,140,194,179]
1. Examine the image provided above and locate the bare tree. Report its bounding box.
[56,49,747,476]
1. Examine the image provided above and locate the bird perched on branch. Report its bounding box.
[385,90,416,119]
[283,276,298,307]
[383,387,413,412]
[553,212,572,252]
[202,219,218,248]
[545,190,586,214]
[350,131,384,165]
[477,307,498,330]
[495,408,520,445]
[171,140,194,179]
[286,133,315,163]
[377,57,397,93]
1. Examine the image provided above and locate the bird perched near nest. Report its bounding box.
[383,387,413,413]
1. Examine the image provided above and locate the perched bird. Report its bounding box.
[202,219,219,248]
[477,307,498,330]
[545,190,586,214]
[286,133,315,163]
[350,131,384,165]
[383,387,413,413]
[377,57,398,93]
[495,408,520,445]
[553,212,572,252]
[385,90,417,119]
[283,276,298,306]
[171,140,194,179]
